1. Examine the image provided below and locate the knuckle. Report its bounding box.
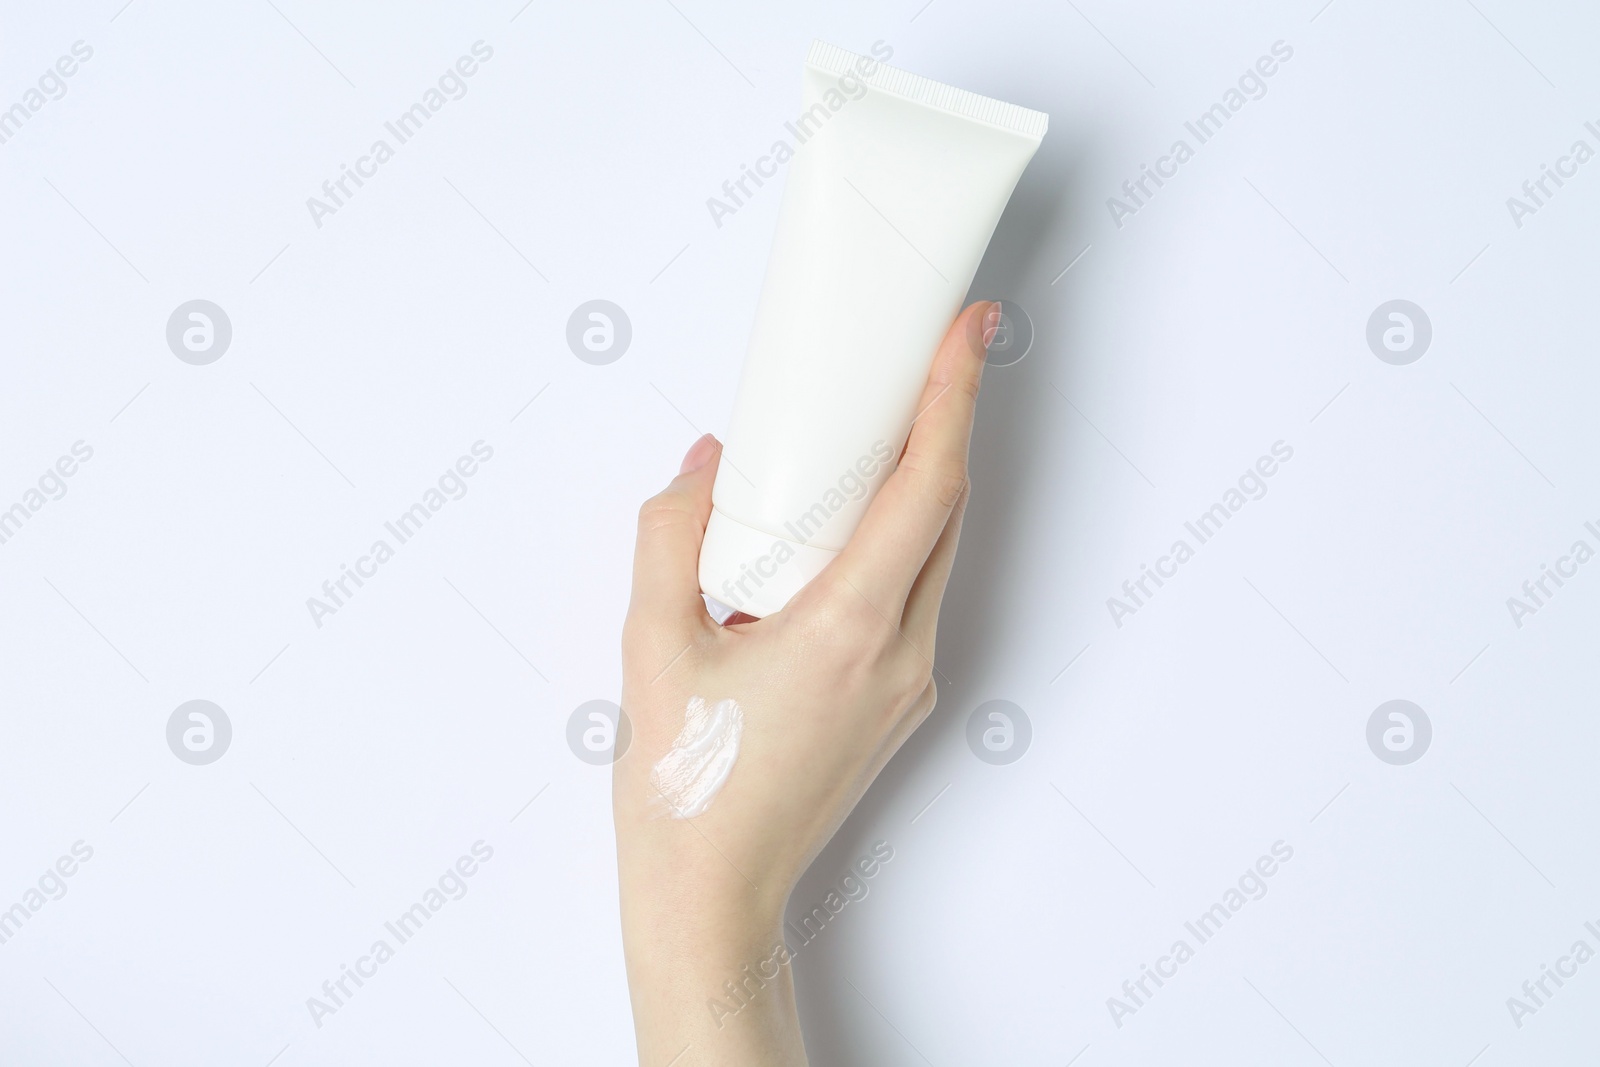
[619,614,651,658]
[636,489,691,534]
[621,617,701,680]
[935,472,969,510]
[887,654,933,705]
[794,583,907,673]
[925,467,970,509]
[900,453,969,510]
[950,368,983,404]
[619,614,657,668]
[929,368,982,409]
[792,588,939,710]
[800,585,881,645]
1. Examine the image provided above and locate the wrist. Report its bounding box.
[619,871,787,980]
[619,876,806,1065]
[616,824,794,938]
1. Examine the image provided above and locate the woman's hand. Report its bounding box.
[614,300,998,1065]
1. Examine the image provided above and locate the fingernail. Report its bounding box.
[982,301,1003,350]
[680,433,717,474]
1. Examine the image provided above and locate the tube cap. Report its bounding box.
[698,507,838,619]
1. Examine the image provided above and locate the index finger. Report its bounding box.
[826,300,996,612]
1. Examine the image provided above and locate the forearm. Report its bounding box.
[620,883,807,1066]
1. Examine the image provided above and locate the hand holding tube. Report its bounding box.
[615,301,998,1065]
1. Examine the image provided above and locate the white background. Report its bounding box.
[2,1,1598,1064]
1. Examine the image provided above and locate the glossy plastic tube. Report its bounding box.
[699,41,1047,618]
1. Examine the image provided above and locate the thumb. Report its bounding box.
[627,433,720,636]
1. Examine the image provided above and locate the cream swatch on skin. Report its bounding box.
[650,697,744,818]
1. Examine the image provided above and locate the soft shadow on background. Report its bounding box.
[791,128,1104,1064]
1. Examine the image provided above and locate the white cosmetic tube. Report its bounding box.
[699,40,1047,618]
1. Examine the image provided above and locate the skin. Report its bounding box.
[615,301,999,1065]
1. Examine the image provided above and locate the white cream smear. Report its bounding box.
[650,696,744,818]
